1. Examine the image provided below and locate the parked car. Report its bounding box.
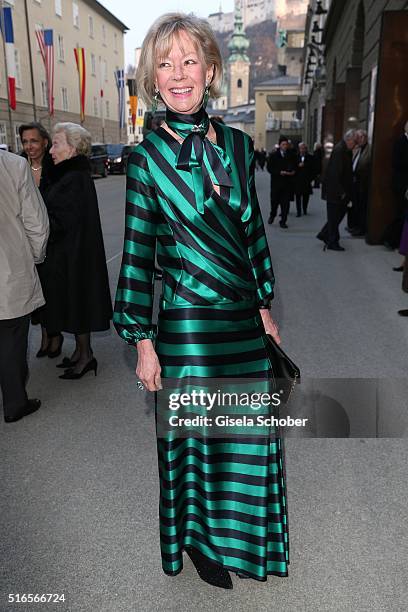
[90,143,108,178]
[143,110,166,138]
[106,144,132,174]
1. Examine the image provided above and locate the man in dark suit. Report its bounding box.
[349,129,371,236]
[317,130,357,251]
[294,142,315,216]
[267,135,296,228]
[385,120,408,248]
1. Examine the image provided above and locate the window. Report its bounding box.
[14,49,21,88]
[105,100,110,118]
[102,24,106,45]
[57,34,65,61]
[88,15,94,37]
[41,80,48,107]
[93,96,98,116]
[237,78,242,88]
[103,59,108,82]
[61,87,68,111]
[90,53,96,76]
[55,0,62,16]
[14,124,21,152]
[73,2,79,28]
[114,33,118,53]
[0,123,7,146]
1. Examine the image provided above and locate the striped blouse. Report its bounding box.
[113,120,275,345]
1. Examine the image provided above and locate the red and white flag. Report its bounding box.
[35,27,55,115]
[1,6,17,110]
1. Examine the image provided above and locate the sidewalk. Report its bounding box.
[253,169,408,378]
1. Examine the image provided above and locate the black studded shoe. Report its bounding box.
[185,546,233,589]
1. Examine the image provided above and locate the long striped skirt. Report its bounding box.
[155,301,289,581]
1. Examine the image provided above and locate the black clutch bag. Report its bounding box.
[265,334,300,403]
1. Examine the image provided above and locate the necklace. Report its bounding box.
[31,165,42,171]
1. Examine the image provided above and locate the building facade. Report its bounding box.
[208,0,275,33]
[254,75,303,149]
[302,0,408,243]
[0,0,127,151]
[126,47,147,145]
[208,0,307,32]
[254,12,306,151]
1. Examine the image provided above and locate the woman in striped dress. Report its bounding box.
[114,14,289,589]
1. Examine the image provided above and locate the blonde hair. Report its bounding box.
[137,13,223,106]
[53,122,92,157]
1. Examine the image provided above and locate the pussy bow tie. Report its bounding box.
[165,107,233,213]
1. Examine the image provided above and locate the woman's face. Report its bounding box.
[21,129,48,162]
[50,131,76,165]
[155,30,214,114]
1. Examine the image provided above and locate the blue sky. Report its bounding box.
[98,0,235,66]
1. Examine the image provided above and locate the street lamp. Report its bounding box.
[315,1,328,16]
[311,35,323,46]
[312,20,323,33]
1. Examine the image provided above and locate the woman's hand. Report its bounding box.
[136,339,162,391]
[259,309,281,345]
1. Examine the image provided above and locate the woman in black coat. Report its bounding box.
[19,122,57,354]
[43,122,112,379]
[294,142,315,216]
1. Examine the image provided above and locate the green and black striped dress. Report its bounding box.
[114,118,289,580]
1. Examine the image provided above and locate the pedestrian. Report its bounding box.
[19,122,54,191]
[346,141,361,233]
[349,129,371,236]
[397,208,408,317]
[383,120,408,249]
[41,122,112,379]
[267,135,296,228]
[294,142,314,216]
[19,122,57,357]
[113,13,288,588]
[259,147,267,170]
[317,129,357,251]
[313,142,323,188]
[0,150,49,423]
[254,147,260,170]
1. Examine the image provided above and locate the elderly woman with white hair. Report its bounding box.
[41,122,112,379]
[114,14,289,589]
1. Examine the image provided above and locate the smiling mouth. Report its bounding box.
[169,87,193,95]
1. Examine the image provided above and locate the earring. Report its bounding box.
[152,89,159,113]
[203,84,210,109]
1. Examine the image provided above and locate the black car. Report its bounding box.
[143,110,166,138]
[106,144,132,174]
[90,143,108,178]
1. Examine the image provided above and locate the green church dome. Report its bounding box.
[228,3,250,63]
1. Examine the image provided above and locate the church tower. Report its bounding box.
[227,2,250,108]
